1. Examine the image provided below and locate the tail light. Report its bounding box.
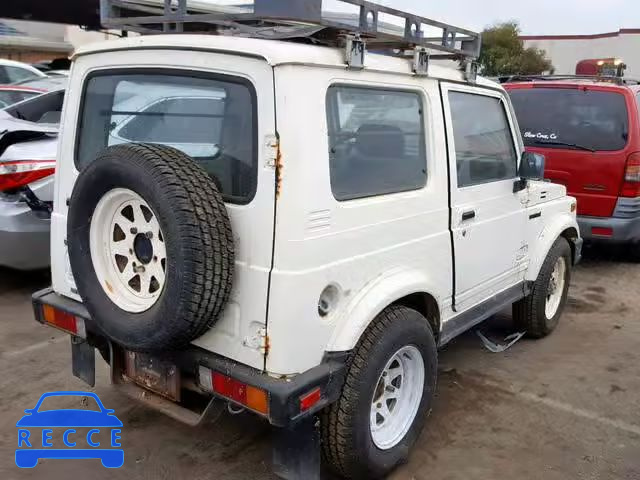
[0,160,55,192]
[39,304,86,338]
[620,152,640,198]
[198,366,269,415]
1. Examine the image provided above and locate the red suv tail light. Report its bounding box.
[620,152,640,198]
[0,160,55,192]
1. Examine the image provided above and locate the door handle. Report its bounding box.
[461,210,476,221]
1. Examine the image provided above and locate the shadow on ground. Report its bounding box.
[0,267,50,296]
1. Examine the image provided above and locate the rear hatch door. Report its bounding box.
[54,47,276,371]
[508,84,632,217]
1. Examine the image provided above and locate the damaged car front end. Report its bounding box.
[0,113,59,270]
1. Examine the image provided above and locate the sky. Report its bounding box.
[339,0,640,35]
[211,0,640,36]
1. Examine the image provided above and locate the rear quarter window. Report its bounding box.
[509,87,629,151]
[326,85,427,201]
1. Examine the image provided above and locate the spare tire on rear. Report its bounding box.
[67,143,234,351]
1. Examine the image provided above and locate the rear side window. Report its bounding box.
[326,86,427,201]
[76,71,257,204]
[449,92,517,187]
[509,88,629,152]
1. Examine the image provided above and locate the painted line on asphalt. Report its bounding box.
[0,335,67,359]
[478,377,640,437]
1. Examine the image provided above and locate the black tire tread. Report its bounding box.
[132,143,234,345]
[321,305,432,478]
[70,143,234,350]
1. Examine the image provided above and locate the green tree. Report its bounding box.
[479,22,554,76]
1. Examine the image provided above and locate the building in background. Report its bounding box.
[0,19,111,64]
[522,29,640,78]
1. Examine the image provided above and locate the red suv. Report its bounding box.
[505,77,640,255]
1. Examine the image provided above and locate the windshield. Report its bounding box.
[0,90,39,109]
[76,71,257,204]
[508,88,629,152]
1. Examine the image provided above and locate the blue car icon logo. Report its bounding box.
[16,391,123,468]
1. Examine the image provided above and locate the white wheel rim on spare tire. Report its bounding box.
[545,256,566,319]
[90,188,167,313]
[370,345,424,450]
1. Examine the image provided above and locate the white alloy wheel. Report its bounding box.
[545,256,566,319]
[90,188,167,313]
[370,345,425,450]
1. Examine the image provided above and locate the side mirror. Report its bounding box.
[514,152,546,193]
[519,151,546,180]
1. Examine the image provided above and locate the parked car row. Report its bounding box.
[1,71,638,271]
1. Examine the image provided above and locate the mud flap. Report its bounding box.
[272,416,321,480]
[71,337,95,387]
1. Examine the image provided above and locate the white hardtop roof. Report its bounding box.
[74,34,498,89]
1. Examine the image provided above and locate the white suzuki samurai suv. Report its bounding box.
[32,1,582,478]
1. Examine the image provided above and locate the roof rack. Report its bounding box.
[499,74,640,86]
[99,0,482,63]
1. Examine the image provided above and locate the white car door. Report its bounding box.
[441,83,528,313]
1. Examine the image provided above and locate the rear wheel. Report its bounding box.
[321,306,437,479]
[67,143,234,351]
[513,237,572,338]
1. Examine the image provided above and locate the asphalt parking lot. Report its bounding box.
[0,247,639,480]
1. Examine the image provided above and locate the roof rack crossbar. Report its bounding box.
[99,0,481,59]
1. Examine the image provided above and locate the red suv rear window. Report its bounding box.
[509,87,629,152]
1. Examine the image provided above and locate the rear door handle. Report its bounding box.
[461,210,476,221]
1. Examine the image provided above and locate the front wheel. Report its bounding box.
[513,237,572,338]
[321,306,437,479]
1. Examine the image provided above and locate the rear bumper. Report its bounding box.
[578,215,640,243]
[32,288,347,428]
[0,200,50,270]
[579,197,640,244]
